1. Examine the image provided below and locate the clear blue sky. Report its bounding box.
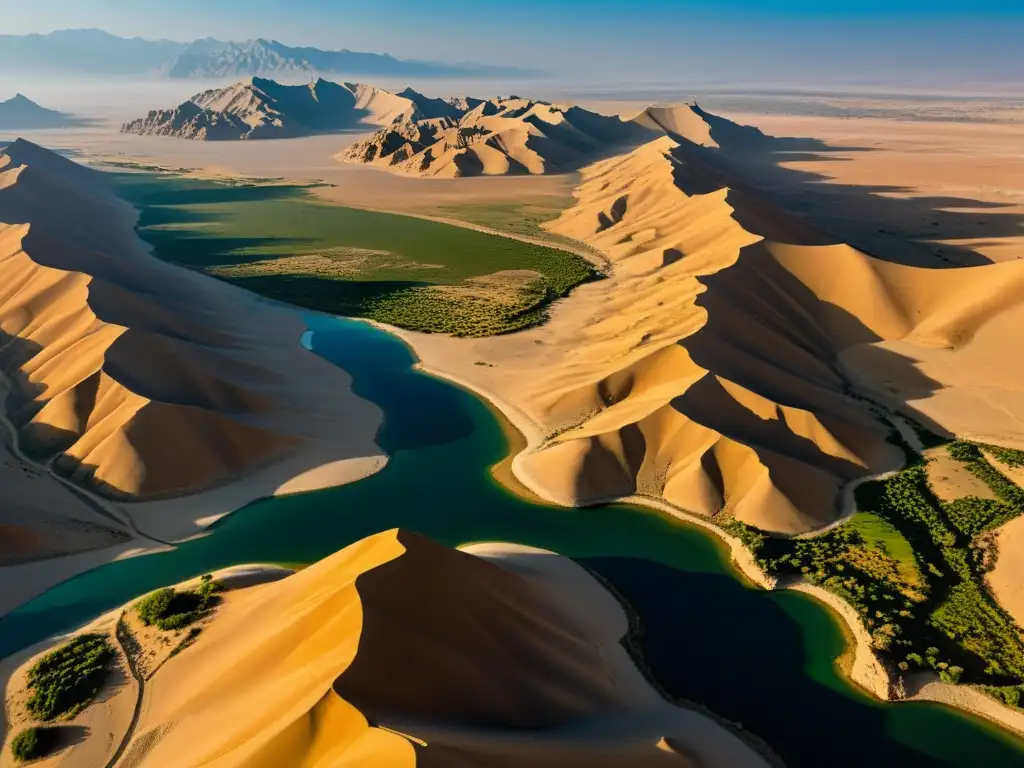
[4,0,1023,85]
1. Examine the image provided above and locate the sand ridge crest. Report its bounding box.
[338,94,661,178]
[0,141,386,579]
[401,118,1024,533]
[111,529,764,767]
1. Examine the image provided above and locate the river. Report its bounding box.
[1,313,1023,767]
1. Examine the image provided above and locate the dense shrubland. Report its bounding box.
[25,634,115,721]
[134,574,221,631]
[10,727,52,762]
[726,437,1024,696]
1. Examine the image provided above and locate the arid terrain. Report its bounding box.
[1,531,770,768]
[0,137,386,614]
[4,80,1024,767]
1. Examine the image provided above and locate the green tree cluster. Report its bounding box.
[25,635,114,721]
[10,727,51,762]
[135,575,221,631]
[727,439,1024,696]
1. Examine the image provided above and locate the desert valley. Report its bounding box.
[2,15,1024,768]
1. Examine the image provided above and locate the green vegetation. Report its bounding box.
[10,727,52,762]
[134,574,221,631]
[985,444,1024,469]
[428,200,572,239]
[108,172,597,336]
[25,635,114,721]
[944,440,1024,536]
[727,437,1024,694]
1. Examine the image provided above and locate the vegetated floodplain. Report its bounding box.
[108,171,597,336]
[728,435,1024,706]
[428,199,573,238]
[25,634,114,721]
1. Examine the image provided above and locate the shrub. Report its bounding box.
[134,577,220,632]
[987,445,1024,469]
[941,665,964,684]
[135,588,174,626]
[10,727,51,762]
[26,635,114,721]
[983,685,1023,708]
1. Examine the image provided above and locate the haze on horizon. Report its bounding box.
[2,0,1023,92]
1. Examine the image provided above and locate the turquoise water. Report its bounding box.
[2,314,1023,767]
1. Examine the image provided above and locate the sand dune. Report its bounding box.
[339,96,653,178]
[120,78,426,140]
[107,530,765,767]
[400,114,1024,533]
[0,139,384,572]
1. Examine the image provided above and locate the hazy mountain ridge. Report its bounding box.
[0,94,74,130]
[0,29,537,79]
[120,78,456,140]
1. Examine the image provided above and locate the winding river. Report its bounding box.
[2,314,1024,767]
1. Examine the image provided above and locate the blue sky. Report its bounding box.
[4,0,1023,85]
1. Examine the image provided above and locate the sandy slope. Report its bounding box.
[0,608,137,768]
[0,139,385,605]
[713,113,1024,266]
[398,107,1024,534]
[101,530,766,768]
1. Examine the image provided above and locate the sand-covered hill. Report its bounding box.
[401,112,1024,533]
[103,529,764,767]
[120,78,432,140]
[339,95,653,177]
[0,139,384,567]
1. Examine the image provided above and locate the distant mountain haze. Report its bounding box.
[0,29,538,79]
[120,78,453,139]
[0,94,74,129]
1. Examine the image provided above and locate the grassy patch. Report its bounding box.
[108,172,597,336]
[26,635,114,721]
[846,512,923,588]
[428,200,571,238]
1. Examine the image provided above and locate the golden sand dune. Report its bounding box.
[112,530,763,767]
[0,139,295,498]
[0,140,385,575]
[339,96,653,178]
[120,78,437,140]
[402,118,1024,533]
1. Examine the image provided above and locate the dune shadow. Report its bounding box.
[685,239,951,422]
[673,112,1020,268]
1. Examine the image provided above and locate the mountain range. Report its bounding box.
[341,96,657,176]
[0,29,536,79]
[121,78,458,140]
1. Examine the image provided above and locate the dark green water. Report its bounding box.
[2,314,1023,767]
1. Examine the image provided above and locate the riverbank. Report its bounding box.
[0,298,388,621]
[465,541,776,767]
[389,322,1024,743]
